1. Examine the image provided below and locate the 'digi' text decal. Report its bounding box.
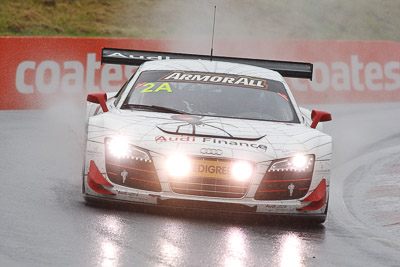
[155,136,267,152]
[158,71,268,89]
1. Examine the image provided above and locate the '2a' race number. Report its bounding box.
[140,83,172,93]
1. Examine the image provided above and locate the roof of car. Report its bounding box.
[138,59,286,82]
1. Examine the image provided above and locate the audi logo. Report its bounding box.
[200,148,223,155]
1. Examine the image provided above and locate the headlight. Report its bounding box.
[232,161,253,181]
[107,136,130,158]
[105,136,151,162]
[166,153,192,178]
[268,154,314,172]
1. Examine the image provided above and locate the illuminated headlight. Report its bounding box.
[268,154,314,172]
[105,137,151,162]
[166,153,192,178]
[232,161,253,181]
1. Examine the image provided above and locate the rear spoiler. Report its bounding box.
[101,47,313,80]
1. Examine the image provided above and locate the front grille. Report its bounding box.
[255,169,313,201]
[169,158,250,199]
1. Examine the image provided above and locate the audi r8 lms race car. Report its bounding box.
[83,48,332,223]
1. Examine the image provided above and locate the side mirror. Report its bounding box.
[87,93,108,112]
[311,110,332,129]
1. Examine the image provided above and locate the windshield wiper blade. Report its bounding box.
[121,104,187,114]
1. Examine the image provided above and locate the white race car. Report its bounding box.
[83,48,332,223]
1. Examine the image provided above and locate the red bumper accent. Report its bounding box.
[87,160,115,195]
[298,179,326,211]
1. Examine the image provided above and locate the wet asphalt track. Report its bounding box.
[1,102,400,266]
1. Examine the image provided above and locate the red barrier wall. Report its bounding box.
[1,37,399,109]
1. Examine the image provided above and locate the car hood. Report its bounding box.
[88,110,332,162]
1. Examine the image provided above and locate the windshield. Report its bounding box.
[122,70,299,123]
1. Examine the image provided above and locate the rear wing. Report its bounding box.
[101,47,313,80]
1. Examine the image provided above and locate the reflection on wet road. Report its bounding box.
[80,199,326,267]
[1,104,400,266]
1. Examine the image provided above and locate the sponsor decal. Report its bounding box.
[265,204,287,209]
[105,52,171,61]
[192,160,232,178]
[121,169,128,183]
[159,71,268,89]
[159,115,267,152]
[116,190,140,197]
[202,137,267,152]
[288,183,295,197]
[87,142,102,156]
[155,135,196,144]
[87,150,102,156]
[155,135,267,152]
[200,148,223,155]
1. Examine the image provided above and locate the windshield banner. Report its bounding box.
[159,71,268,89]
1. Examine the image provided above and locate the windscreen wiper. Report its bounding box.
[121,104,187,114]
